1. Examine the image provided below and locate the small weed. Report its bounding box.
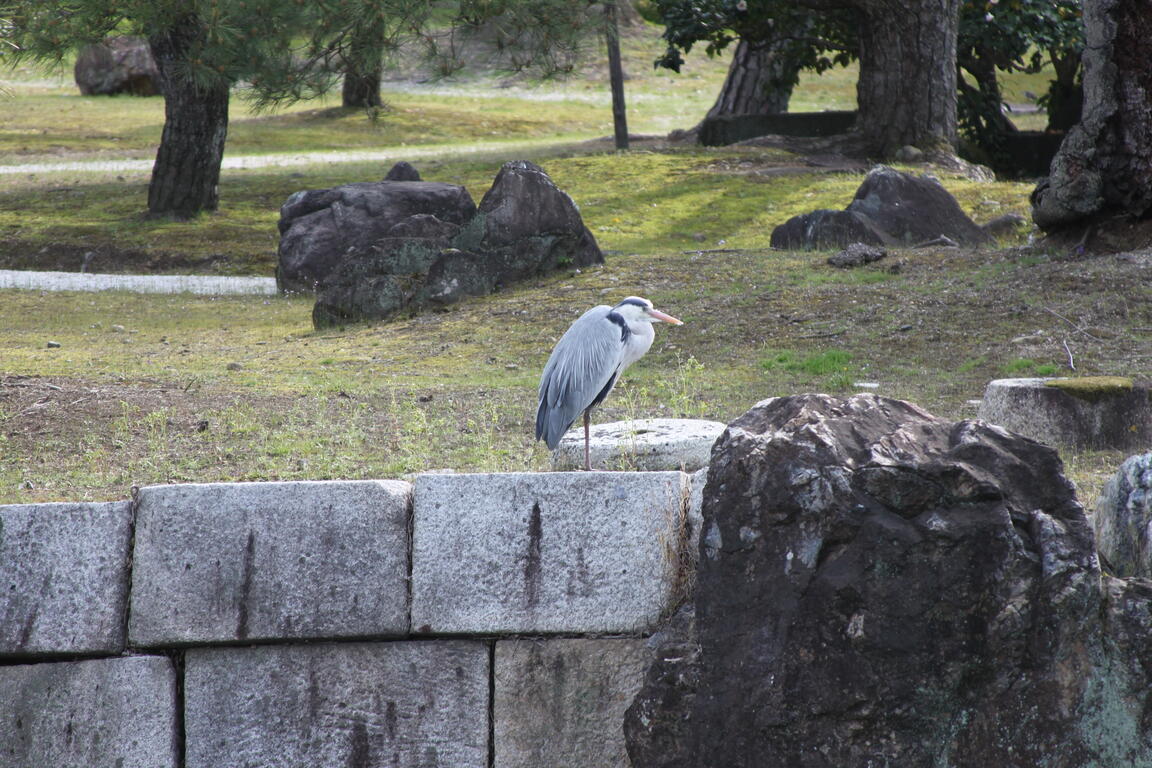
[956,356,988,374]
[1002,358,1057,377]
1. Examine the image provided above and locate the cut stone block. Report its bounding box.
[977,376,1151,450]
[129,480,411,647]
[494,638,651,768]
[552,418,725,471]
[0,655,177,768]
[412,471,690,634]
[0,501,132,657]
[185,641,488,768]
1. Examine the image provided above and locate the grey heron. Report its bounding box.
[536,296,684,470]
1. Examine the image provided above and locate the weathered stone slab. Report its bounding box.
[552,418,725,472]
[411,472,690,634]
[495,638,650,768]
[977,376,1152,450]
[0,501,132,657]
[185,641,488,768]
[129,480,411,647]
[0,655,177,768]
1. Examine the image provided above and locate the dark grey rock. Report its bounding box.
[846,166,992,246]
[0,501,132,657]
[894,144,925,162]
[1094,452,1152,577]
[308,161,604,328]
[384,161,422,181]
[128,480,411,647]
[771,166,993,250]
[983,212,1028,237]
[0,656,178,768]
[769,209,885,250]
[184,641,489,768]
[494,638,650,768]
[626,393,1152,767]
[276,181,477,292]
[827,242,887,268]
[73,36,160,96]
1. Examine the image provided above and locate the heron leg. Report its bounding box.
[583,410,591,471]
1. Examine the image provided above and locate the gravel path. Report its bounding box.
[0,269,278,295]
[0,137,558,176]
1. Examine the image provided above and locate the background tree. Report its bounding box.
[956,0,1083,161]
[1,0,427,217]
[1031,0,1152,237]
[653,0,961,156]
[653,0,855,119]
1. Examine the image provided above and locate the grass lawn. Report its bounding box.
[1,23,1145,508]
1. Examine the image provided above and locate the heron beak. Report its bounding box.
[648,308,683,325]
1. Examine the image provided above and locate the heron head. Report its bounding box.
[614,296,683,325]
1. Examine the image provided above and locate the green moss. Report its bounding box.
[1048,376,1135,403]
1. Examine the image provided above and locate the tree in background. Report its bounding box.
[653,0,961,156]
[653,0,855,119]
[1031,0,1152,239]
[655,0,1085,159]
[1,0,428,217]
[956,0,1082,161]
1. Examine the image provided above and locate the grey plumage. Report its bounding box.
[536,296,683,469]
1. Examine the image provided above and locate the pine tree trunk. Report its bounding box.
[342,70,383,108]
[853,0,960,156]
[147,18,229,218]
[341,23,384,109]
[605,1,629,150]
[705,38,797,119]
[1032,0,1152,231]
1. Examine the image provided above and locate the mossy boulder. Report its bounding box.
[285,161,604,328]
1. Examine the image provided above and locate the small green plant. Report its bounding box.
[956,356,988,373]
[762,348,856,392]
[1002,358,1058,376]
[652,353,709,418]
[764,348,853,376]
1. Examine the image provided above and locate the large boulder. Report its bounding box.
[276,181,478,293]
[625,393,1152,768]
[73,36,161,96]
[771,166,993,249]
[305,161,604,327]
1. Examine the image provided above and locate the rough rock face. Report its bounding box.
[625,393,1152,768]
[277,181,477,293]
[1094,452,1152,577]
[73,36,161,96]
[771,166,992,249]
[305,161,603,327]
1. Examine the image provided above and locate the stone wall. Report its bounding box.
[0,472,702,768]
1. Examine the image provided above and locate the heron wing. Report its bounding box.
[536,305,625,449]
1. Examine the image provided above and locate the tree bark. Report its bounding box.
[853,0,961,156]
[341,22,384,109]
[1032,0,1151,232]
[147,18,229,218]
[605,1,629,151]
[342,68,383,109]
[705,38,798,119]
